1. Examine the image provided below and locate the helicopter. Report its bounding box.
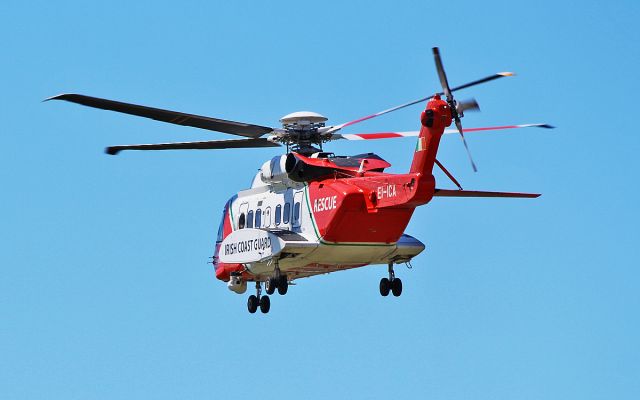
[47,48,552,314]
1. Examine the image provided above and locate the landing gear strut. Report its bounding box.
[380,262,402,297]
[247,281,270,314]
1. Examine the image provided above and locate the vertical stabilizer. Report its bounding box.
[409,94,452,178]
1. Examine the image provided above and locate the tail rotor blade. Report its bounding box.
[433,47,477,172]
[455,119,478,172]
[456,98,480,115]
[432,47,453,101]
[450,72,514,92]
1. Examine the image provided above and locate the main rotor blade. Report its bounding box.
[432,47,453,102]
[434,189,540,198]
[46,94,274,138]
[326,73,514,134]
[105,137,280,155]
[333,123,553,140]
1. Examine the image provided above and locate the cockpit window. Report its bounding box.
[310,152,335,159]
[216,209,225,243]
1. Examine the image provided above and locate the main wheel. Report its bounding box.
[391,278,403,297]
[247,295,259,313]
[259,295,271,313]
[265,278,276,295]
[379,278,390,296]
[277,275,288,295]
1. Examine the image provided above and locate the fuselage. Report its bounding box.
[213,158,432,282]
[214,95,453,284]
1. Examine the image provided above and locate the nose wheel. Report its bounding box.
[380,263,402,297]
[247,281,271,314]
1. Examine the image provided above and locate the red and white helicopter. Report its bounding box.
[48,48,552,314]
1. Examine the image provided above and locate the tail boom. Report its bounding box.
[401,94,452,206]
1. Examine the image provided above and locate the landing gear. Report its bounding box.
[246,268,290,314]
[259,295,271,313]
[247,295,258,313]
[247,281,270,314]
[379,278,390,296]
[265,275,288,295]
[391,277,402,297]
[265,277,276,295]
[267,264,288,296]
[277,274,288,295]
[380,263,402,297]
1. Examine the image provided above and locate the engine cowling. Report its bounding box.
[285,153,335,182]
[260,155,290,184]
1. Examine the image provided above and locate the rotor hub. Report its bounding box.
[275,111,330,154]
[279,111,328,128]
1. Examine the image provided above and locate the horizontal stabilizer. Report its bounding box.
[434,189,540,198]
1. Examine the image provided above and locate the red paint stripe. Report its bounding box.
[353,132,404,139]
[341,114,378,128]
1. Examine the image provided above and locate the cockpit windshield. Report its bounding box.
[216,207,226,243]
[310,152,335,159]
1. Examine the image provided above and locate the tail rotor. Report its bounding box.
[432,47,478,172]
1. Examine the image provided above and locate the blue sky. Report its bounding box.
[2,1,639,399]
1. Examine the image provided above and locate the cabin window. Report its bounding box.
[247,210,254,228]
[255,208,262,228]
[293,202,301,223]
[238,213,246,229]
[265,207,271,227]
[275,204,282,225]
[283,203,291,224]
